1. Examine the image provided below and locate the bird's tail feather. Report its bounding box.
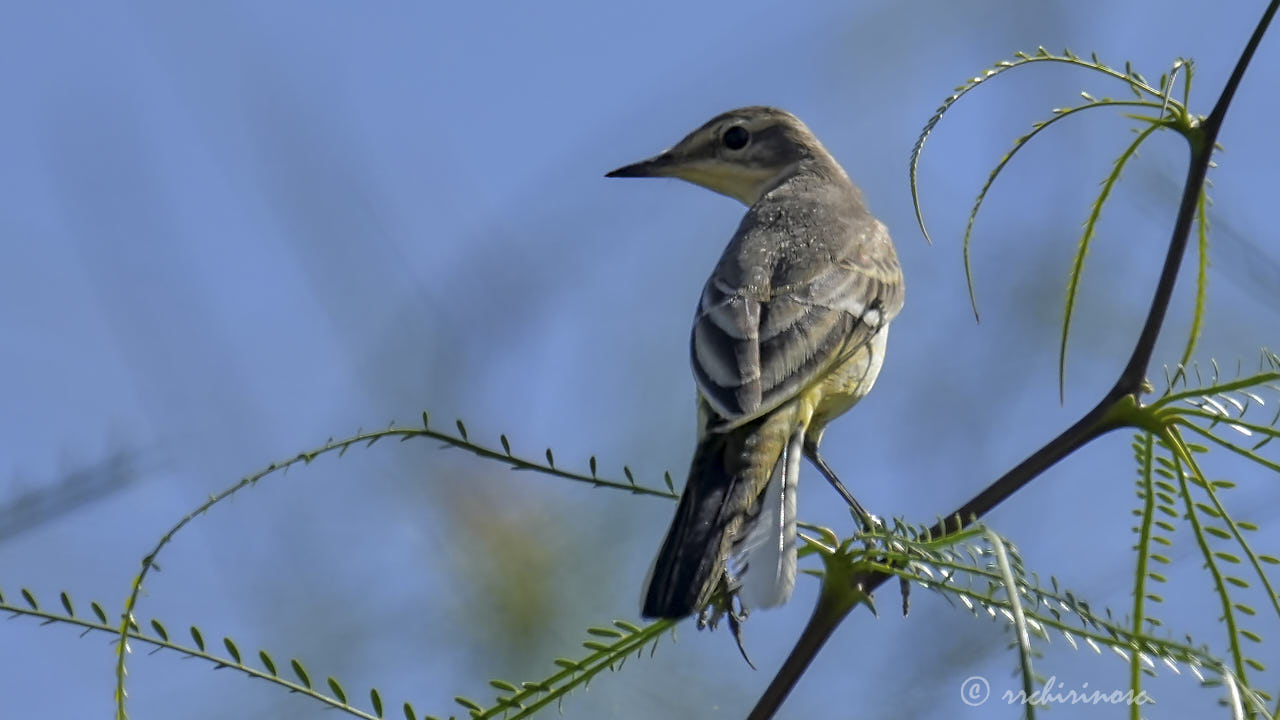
[733,426,801,609]
[641,406,799,619]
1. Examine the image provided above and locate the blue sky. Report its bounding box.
[2,1,1278,718]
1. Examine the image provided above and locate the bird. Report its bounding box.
[606,106,904,620]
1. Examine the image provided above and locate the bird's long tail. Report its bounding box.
[641,404,802,619]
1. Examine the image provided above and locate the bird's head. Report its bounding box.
[606,106,831,205]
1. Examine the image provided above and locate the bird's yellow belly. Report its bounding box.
[809,328,889,431]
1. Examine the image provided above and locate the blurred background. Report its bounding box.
[2,1,1278,717]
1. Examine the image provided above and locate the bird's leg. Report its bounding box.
[803,440,876,533]
[803,440,916,617]
[805,443,905,611]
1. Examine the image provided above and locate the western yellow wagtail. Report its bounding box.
[607,106,904,619]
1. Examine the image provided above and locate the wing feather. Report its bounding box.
[691,199,902,426]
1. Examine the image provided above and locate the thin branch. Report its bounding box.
[1116,0,1278,393]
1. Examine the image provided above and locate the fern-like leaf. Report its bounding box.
[0,589,390,720]
[459,619,673,720]
[1060,121,1164,401]
[112,417,678,719]
[911,48,1186,250]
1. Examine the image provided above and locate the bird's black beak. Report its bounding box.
[605,151,678,178]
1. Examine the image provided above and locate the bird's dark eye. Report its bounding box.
[722,125,750,150]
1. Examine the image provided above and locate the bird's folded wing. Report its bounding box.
[691,219,901,426]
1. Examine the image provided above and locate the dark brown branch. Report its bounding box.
[748,2,1280,717]
[1116,0,1279,396]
